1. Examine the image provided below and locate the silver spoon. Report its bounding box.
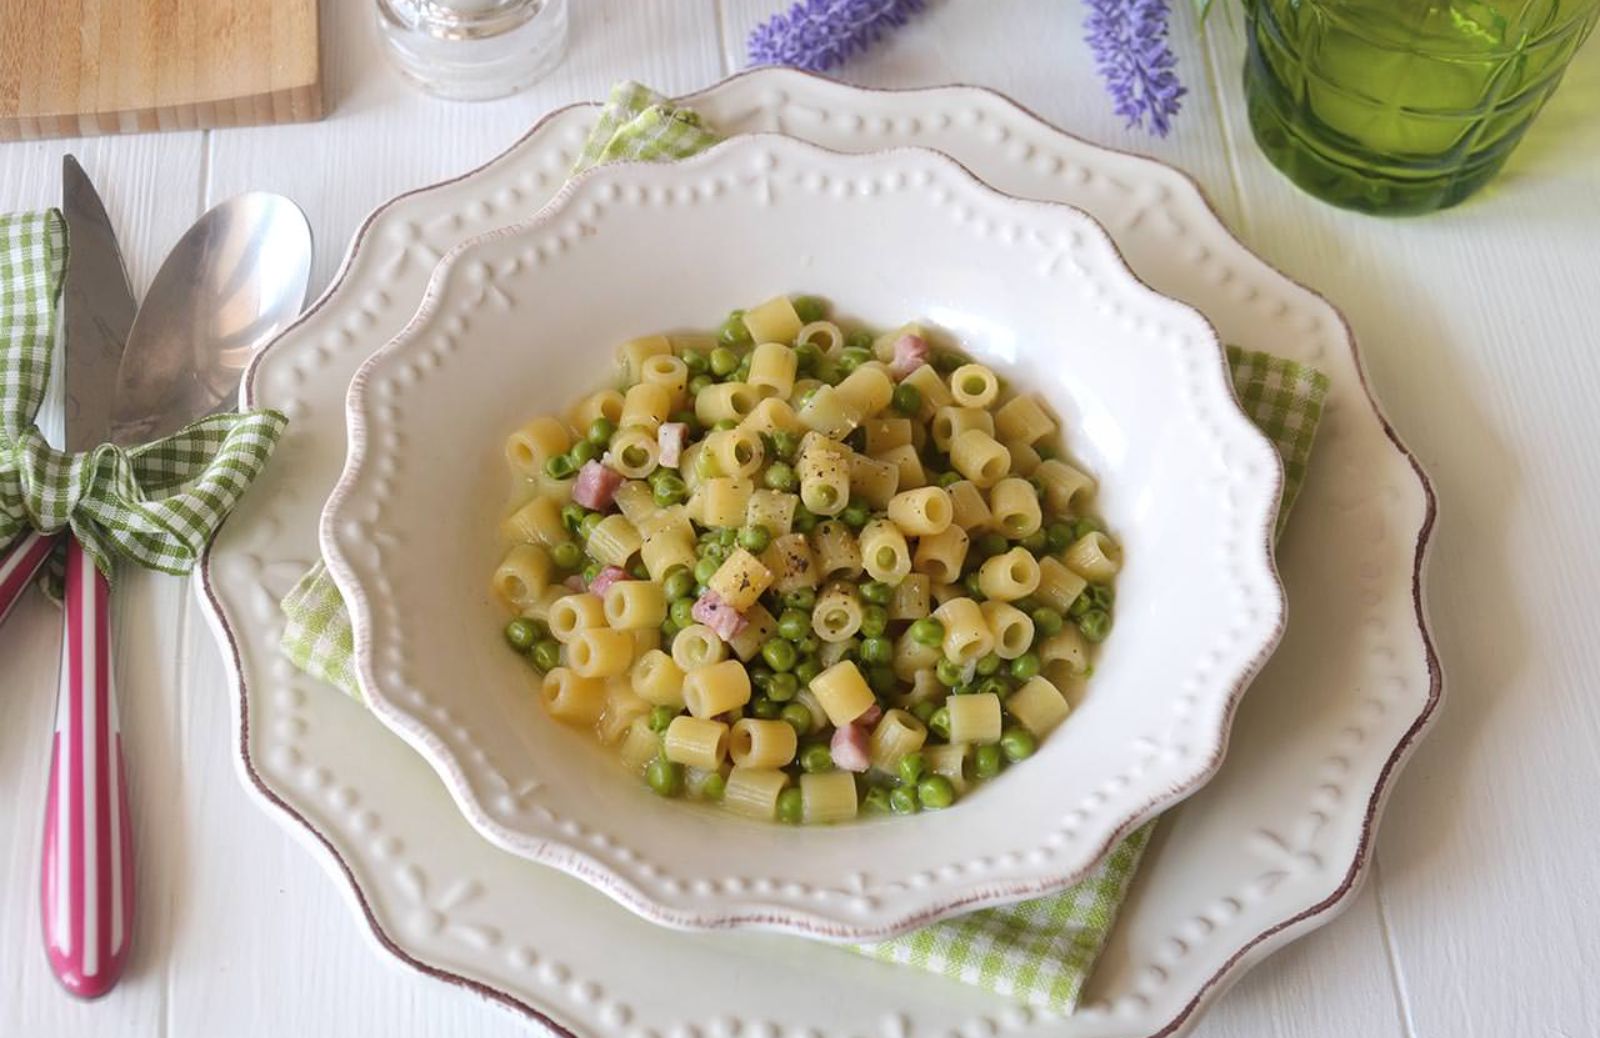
[111,192,312,441]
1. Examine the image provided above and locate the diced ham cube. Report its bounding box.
[571,460,623,510]
[691,590,748,642]
[657,422,687,468]
[563,575,587,592]
[830,724,872,773]
[588,565,627,596]
[888,333,930,378]
[857,703,883,727]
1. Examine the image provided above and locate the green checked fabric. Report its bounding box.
[0,209,288,579]
[279,82,1331,1015]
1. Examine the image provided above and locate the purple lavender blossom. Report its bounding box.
[1084,0,1186,136]
[747,0,926,73]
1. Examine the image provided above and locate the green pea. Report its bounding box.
[781,702,814,734]
[962,572,986,599]
[976,675,1011,699]
[843,328,874,352]
[668,597,695,629]
[569,439,598,465]
[762,638,798,672]
[839,346,873,372]
[1010,652,1042,681]
[629,559,650,580]
[750,667,774,693]
[977,533,1009,558]
[860,580,892,605]
[1072,516,1104,540]
[800,743,834,773]
[783,587,817,611]
[1012,596,1041,614]
[690,774,722,803]
[581,561,601,585]
[909,618,945,647]
[646,757,683,797]
[717,527,738,547]
[936,658,966,687]
[910,699,937,724]
[1019,529,1048,554]
[669,410,701,433]
[1046,522,1075,553]
[794,634,821,655]
[776,787,804,824]
[859,636,893,665]
[934,470,960,488]
[1029,606,1064,638]
[916,775,956,810]
[931,350,962,373]
[1078,608,1111,643]
[868,665,897,696]
[1068,591,1091,619]
[792,295,827,323]
[739,524,772,553]
[768,672,799,701]
[712,418,739,433]
[700,542,728,565]
[777,609,811,641]
[586,417,615,446]
[898,752,925,785]
[891,383,922,415]
[1088,584,1114,609]
[576,512,601,540]
[840,499,870,530]
[709,346,740,377]
[767,429,799,460]
[560,503,588,533]
[660,618,680,640]
[531,640,561,672]
[762,461,797,491]
[790,506,818,533]
[862,787,892,814]
[648,704,678,733]
[1000,727,1037,762]
[751,697,783,720]
[504,618,538,652]
[544,454,575,480]
[928,706,952,739]
[653,473,688,507]
[889,787,920,814]
[793,658,821,685]
[693,556,720,585]
[663,566,696,601]
[719,310,753,347]
[682,349,709,375]
[975,652,1002,677]
[790,342,819,376]
[687,374,714,396]
[859,605,889,638]
[973,743,1004,779]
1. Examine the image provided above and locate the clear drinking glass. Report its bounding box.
[1244,0,1600,214]
[377,0,569,102]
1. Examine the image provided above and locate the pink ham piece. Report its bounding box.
[857,703,883,727]
[571,460,623,510]
[657,422,687,468]
[691,590,748,642]
[588,565,627,596]
[562,575,587,592]
[888,333,930,378]
[830,723,872,773]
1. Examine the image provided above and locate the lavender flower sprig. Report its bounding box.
[747,0,926,74]
[1084,0,1186,136]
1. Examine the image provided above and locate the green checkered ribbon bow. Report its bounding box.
[280,83,1330,1014]
[0,209,287,579]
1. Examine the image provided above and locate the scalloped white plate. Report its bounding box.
[319,135,1285,940]
[199,69,1438,1037]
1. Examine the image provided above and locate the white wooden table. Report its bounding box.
[2,3,1597,1035]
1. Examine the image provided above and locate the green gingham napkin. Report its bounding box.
[0,209,287,580]
[279,82,1330,1014]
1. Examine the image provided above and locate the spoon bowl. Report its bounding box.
[111,192,312,443]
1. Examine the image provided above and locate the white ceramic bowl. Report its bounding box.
[320,135,1286,941]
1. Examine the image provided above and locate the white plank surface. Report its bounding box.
[0,1,1595,1034]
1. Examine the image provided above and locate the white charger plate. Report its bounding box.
[199,69,1439,1037]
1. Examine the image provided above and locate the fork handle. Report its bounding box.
[0,530,60,626]
[40,538,133,999]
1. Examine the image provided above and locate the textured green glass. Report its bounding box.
[1244,0,1600,214]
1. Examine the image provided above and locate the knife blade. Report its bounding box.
[40,155,139,1000]
[61,155,137,450]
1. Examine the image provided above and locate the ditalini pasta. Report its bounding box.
[494,295,1121,822]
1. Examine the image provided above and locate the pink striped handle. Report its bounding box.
[0,529,60,626]
[40,538,133,999]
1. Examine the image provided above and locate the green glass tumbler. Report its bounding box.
[1244,0,1600,215]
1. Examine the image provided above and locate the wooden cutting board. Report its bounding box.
[0,0,322,141]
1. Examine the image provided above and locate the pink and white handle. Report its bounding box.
[40,538,132,998]
[0,529,60,626]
